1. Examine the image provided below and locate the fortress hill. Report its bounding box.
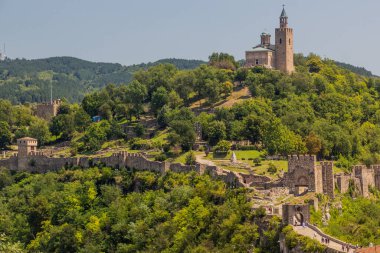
[2,138,380,200]
[245,6,295,73]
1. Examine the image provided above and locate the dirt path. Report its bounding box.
[195,154,216,167]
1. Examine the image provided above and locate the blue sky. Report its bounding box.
[1,0,379,74]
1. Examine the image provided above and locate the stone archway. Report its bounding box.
[295,176,309,196]
[294,207,304,226]
[296,176,309,186]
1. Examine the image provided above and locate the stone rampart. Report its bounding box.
[169,163,196,173]
[0,151,253,187]
[6,150,380,197]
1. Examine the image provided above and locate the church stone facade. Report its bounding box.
[245,6,295,73]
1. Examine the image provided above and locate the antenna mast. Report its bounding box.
[50,82,53,104]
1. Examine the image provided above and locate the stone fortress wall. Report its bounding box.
[3,138,380,198]
[0,138,258,188]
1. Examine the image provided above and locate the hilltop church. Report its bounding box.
[245,6,294,73]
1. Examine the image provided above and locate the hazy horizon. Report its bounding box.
[1,0,379,74]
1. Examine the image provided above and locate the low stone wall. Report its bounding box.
[306,224,356,251]
[239,174,271,187]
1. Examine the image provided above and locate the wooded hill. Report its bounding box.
[0,57,205,104]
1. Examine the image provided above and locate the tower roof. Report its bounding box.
[280,5,287,18]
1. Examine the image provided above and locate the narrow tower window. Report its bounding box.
[289,39,291,45]
[255,59,259,65]
[279,38,282,44]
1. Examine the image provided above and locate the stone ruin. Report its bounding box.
[283,155,334,199]
[34,99,62,121]
[335,164,380,198]
[0,137,258,189]
[4,138,380,199]
[283,154,380,199]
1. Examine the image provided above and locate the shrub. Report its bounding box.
[134,123,146,137]
[253,158,261,166]
[213,140,232,153]
[155,153,167,162]
[236,145,257,151]
[129,138,152,150]
[185,151,197,165]
[268,163,277,174]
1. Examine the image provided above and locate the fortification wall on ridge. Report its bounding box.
[6,148,380,197]
[0,151,252,188]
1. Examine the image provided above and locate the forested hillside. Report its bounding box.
[1,52,380,251]
[0,57,205,104]
[0,168,288,253]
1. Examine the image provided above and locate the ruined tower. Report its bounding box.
[275,6,295,73]
[17,137,38,157]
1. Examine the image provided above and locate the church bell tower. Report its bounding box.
[275,6,294,73]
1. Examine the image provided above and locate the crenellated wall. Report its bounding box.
[0,151,253,188]
[6,147,380,198]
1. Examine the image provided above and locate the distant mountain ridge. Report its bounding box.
[0,56,375,104]
[0,57,206,104]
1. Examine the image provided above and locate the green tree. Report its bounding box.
[205,121,226,146]
[125,80,148,119]
[0,121,11,149]
[185,151,196,165]
[263,119,306,155]
[213,140,231,153]
[82,121,111,152]
[29,119,51,146]
[208,52,238,70]
[151,86,169,115]
[305,132,322,155]
[168,120,196,151]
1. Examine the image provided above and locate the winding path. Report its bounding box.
[293,225,356,253]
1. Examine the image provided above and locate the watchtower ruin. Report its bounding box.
[34,99,61,121]
[17,137,38,157]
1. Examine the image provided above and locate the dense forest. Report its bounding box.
[0,167,291,253]
[0,57,205,104]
